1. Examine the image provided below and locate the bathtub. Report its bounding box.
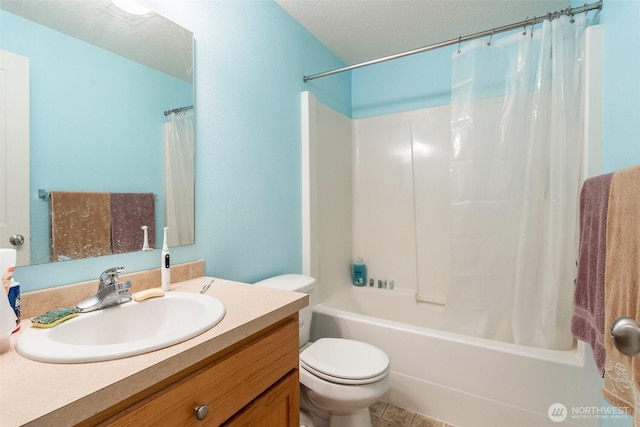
[311,286,605,427]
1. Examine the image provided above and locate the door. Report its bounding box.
[223,371,300,427]
[0,49,30,265]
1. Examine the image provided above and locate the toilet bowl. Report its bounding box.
[254,274,390,427]
[300,338,390,426]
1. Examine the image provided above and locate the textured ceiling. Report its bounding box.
[0,0,193,82]
[275,0,569,65]
[3,1,574,80]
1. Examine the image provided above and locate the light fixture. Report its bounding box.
[100,0,153,25]
[111,0,151,16]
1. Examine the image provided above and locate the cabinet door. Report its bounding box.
[224,370,299,427]
[103,319,298,426]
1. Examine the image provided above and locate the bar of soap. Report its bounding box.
[133,288,165,302]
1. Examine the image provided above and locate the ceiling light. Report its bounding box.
[111,0,151,16]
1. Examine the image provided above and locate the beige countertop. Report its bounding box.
[0,276,308,427]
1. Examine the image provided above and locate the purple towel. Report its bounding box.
[110,193,156,254]
[571,173,613,376]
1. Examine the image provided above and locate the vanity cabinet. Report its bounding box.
[89,315,300,426]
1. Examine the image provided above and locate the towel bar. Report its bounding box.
[611,317,640,356]
[39,190,158,200]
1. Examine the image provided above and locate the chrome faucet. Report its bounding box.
[76,266,132,313]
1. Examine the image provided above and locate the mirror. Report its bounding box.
[0,0,195,266]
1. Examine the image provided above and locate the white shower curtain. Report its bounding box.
[164,109,195,246]
[444,15,587,350]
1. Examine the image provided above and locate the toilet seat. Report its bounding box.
[300,338,390,385]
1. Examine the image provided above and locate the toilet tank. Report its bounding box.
[253,274,315,348]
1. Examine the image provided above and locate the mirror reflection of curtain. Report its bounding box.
[164,109,195,246]
[444,14,588,350]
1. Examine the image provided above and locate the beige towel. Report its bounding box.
[603,165,640,419]
[50,191,112,261]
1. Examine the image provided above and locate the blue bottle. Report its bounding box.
[352,258,367,287]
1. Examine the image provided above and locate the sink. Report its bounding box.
[16,292,225,363]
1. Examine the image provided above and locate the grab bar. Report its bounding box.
[611,317,640,356]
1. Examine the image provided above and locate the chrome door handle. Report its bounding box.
[611,316,640,356]
[9,234,25,246]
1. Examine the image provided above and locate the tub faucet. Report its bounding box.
[76,266,132,313]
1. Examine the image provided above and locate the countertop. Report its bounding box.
[0,276,308,427]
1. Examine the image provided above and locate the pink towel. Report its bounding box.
[110,193,156,253]
[571,173,613,376]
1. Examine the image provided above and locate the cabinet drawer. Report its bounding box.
[107,318,299,426]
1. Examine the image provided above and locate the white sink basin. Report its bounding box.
[16,292,225,363]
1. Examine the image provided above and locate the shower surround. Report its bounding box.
[300,23,604,427]
[302,90,602,426]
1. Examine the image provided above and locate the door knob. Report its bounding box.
[9,234,25,246]
[611,316,640,356]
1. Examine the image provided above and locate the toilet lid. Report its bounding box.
[300,338,389,385]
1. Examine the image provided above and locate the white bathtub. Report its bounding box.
[311,286,604,427]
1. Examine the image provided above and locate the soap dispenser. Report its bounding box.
[352,258,367,287]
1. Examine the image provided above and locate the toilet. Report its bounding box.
[254,274,390,427]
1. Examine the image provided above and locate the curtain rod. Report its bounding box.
[303,0,602,82]
[164,105,193,116]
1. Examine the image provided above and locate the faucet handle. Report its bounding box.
[115,280,132,292]
[99,266,125,288]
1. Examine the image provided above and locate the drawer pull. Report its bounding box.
[193,405,209,420]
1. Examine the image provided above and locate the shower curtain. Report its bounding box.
[443,14,587,350]
[164,109,195,246]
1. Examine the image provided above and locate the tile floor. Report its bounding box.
[369,401,456,427]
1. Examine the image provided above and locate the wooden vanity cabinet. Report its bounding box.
[91,315,300,426]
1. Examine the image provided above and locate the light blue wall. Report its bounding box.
[10,0,349,289]
[601,0,640,173]
[352,46,452,118]
[148,0,349,284]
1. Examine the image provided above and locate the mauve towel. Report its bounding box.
[571,173,613,376]
[110,193,156,253]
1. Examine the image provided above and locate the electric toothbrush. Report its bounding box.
[161,227,171,291]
